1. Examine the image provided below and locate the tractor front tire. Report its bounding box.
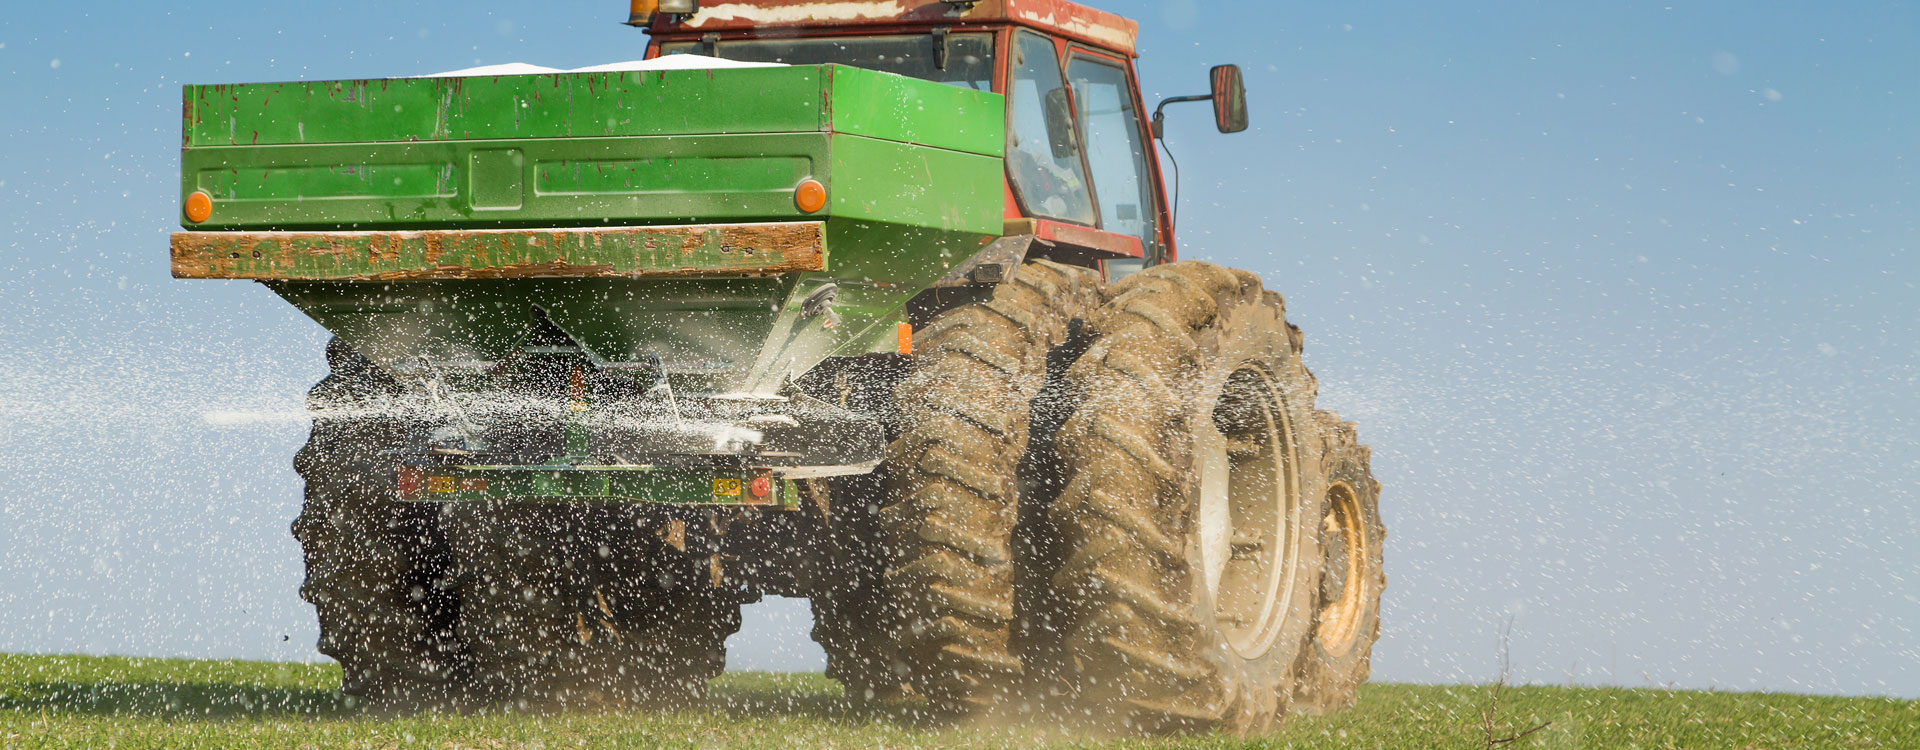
[1048,262,1330,734]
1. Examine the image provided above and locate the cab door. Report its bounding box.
[1064,49,1166,264]
[1004,30,1097,227]
[1002,31,1173,268]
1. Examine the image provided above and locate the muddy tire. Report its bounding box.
[795,360,910,703]
[1290,414,1385,715]
[1048,262,1328,735]
[807,476,908,703]
[292,338,471,707]
[443,504,744,710]
[880,258,1104,715]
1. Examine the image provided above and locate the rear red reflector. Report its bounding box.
[396,466,424,499]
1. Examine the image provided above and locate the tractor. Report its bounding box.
[170,0,1384,734]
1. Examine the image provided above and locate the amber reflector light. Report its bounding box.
[794,179,827,213]
[184,191,213,223]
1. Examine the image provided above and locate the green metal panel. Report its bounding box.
[179,65,1005,232]
[181,134,1000,233]
[183,67,827,146]
[181,65,1003,155]
[804,219,1003,368]
[823,66,1004,157]
[193,162,455,202]
[263,216,999,397]
[826,135,1005,235]
[183,134,830,230]
[181,63,1013,397]
[468,149,524,209]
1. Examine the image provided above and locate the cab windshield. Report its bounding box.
[659,34,995,91]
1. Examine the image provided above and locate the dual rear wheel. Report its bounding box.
[1044,263,1344,733]
[819,261,1386,733]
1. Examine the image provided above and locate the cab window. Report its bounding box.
[1067,55,1158,251]
[1006,31,1094,225]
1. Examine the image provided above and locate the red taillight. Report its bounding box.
[749,475,773,499]
[396,466,424,500]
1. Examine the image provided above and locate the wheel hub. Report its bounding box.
[1196,365,1304,658]
[1314,482,1368,655]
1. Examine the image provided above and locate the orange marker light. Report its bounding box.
[749,475,773,499]
[184,191,213,223]
[794,179,827,213]
[897,322,914,355]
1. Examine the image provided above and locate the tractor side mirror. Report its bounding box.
[1151,64,1251,138]
[1210,64,1248,134]
[1043,87,1079,160]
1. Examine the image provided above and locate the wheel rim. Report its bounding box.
[1315,481,1368,655]
[1196,365,1304,658]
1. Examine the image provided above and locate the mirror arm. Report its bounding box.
[1151,94,1216,138]
[1150,94,1212,240]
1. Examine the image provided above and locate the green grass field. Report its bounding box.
[1,653,1913,748]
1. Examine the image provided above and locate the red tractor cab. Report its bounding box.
[633,0,1249,270]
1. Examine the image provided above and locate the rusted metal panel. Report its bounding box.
[926,234,1032,287]
[1003,0,1137,55]
[651,0,1138,56]
[1036,218,1136,260]
[172,222,826,281]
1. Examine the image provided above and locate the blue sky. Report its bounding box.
[1,1,1914,697]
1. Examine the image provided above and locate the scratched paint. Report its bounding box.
[1012,6,1136,53]
[170,223,826,281]
[685,1,910,27]
[655,0,1138,56]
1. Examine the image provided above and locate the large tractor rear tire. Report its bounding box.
[1048,262,1329,734]
[292,338,471,708]
[1290,414,1386,714]
[443,504,745,710]
[880,258,1103,715]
